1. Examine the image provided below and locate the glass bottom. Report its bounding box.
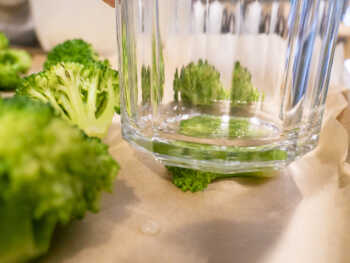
[122,109,320,174]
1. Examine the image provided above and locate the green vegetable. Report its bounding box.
[179,115,250,139]
[44,39,107,69]
[174,59,226,106]
[154,139,287,163]
[167,166,270,192]
[0,49,32,74]
[0,32,9,50]
[231,61,261,105]
[0,64,21,90]
[17,62,119,138]
[0,33,32,91]
[0,96,119,263]
[163,140,286,192]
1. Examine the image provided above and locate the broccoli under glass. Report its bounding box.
[116,0,344,173]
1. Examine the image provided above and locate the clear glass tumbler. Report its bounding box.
[116,0,345,173]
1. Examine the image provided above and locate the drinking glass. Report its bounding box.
[116,0,345,173]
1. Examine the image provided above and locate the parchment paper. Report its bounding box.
[26,47,350,263]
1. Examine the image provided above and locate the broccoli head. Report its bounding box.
[0,64,21,90]
[0,49,32,90]
[174,59,226,106]
[44,39,108,69]
[231,61,261,105]
[167,166,267,192]
[0,32,9,50]
[17,62,120,138]
[0,96,119,263]
[0,49,32,73]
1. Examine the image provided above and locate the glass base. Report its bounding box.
[122,120,320,174]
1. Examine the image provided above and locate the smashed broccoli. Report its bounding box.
[179,115,250,139]
[17,62,119,138]
[44,39,107,69]
[174,59,226,106]
[0,32,9,50]
[231,61,261,105]
[0,96,119,263]
[167,167,269,192]
[164,140,287,192]
[0,33,32,90]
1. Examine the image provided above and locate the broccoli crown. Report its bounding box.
[0,64,21,90]
[174,59,226,106]
[17,62,120,138]
[0,49,32,91]
[179,115,250,139]
[167,166,269,192]
[231,61,261,105]
[0,32,9,50]
[0,49,32,73]
[44,39,106,69]
[0,96,119,263]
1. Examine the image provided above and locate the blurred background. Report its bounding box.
[2,0,350,69]
[0,0,116,55]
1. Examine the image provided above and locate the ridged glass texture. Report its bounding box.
[116,0,345,173]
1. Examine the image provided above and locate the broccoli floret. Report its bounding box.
[17,62,119,138]
[0,64,21,90]
[164,138,287,192]
[0,32,9,50]
[179,115,250,138]
[0,49,32,73]
[0,96,119,263]
[231,61,261,105]
[44,39,108,69]
[167,166,268,192]
[174,59,226,106]
[0,49,32,90]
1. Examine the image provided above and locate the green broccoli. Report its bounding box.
[179,115,250,139]
[0,49,32,73]
[231,61,261,105]
[0,96,119,263]
[174,59,226,106]
[17,62,119,138]
[162,113,287,192]
[0,32,9,50]
[167,166,270,192]
[0,64,21,90]
[163,141,286,192]
[44,39,108,69]
[0,35,32,91]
